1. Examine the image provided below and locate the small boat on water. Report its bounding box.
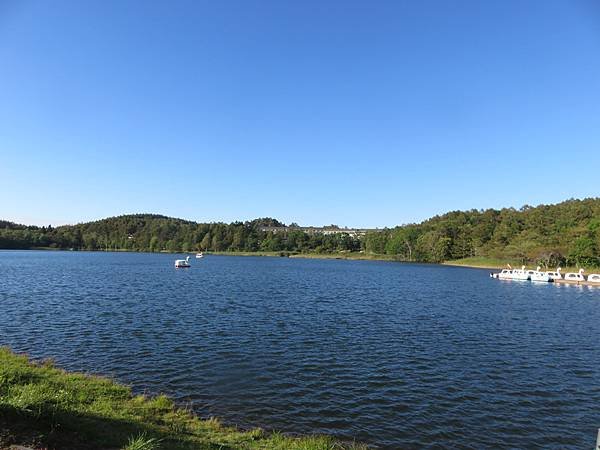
[196,252,204,258]
[529,266,552,283]
[512,265,530,281]
[491,268,513,279]
[553,268,600,286]
[490,265,551,282]
[490,264,523,280]
[492,265,600,286]
[560,268,586,284]
[546,267,562,282]
[175,256,191,268]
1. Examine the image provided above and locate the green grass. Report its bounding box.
[123,433,161,450]
[204,252,600,273]
[208,251,403,262]
[0,347,366,450]
[207,251,294,257]
[441,256,521,269]
[443,256,599,272]
[288,252,400,261]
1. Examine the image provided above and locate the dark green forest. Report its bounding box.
[1,198,599,267]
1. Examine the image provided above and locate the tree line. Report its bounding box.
[1,198,599,267]
[363,197,600,267]
[0,215,361,254]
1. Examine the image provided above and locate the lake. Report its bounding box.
[1,250,599,449]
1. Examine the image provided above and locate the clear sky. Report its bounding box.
[1,0,599,228]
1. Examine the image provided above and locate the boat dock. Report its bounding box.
[490,265,600,287]
[554,278,600,287]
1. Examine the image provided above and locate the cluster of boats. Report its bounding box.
[490,265,600,286]
[174,252,203,268]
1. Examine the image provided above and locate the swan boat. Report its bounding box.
[492,265,599,286]
[561,268,586,284]
[529,266,552,283]
[554,268,588,284]
[175,256,191,268]
[491,268,513,279]
[196,252,204,258]
[490,265,529,280]
[511,265,530,281]
[491,265,551,282]
[546,268,562,282]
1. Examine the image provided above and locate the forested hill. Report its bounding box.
[0,215,293,253]
[1,198,599,267]
[363,197,600,267]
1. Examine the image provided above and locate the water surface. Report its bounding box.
[1,251,599,449]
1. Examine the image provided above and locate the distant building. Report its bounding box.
[259,226,377,237]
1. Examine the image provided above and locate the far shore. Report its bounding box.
[207,250,400,261]
[207,251,513,269]
[4,248,595,272]
[442,261,501,270]
[207,252,595,272]
[441,257,514,270]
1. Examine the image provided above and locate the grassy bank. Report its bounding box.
[208,251,513,267]
[441,257,520,270]
[293,254,598,272]
[206,251,292,258]
[443,256,598,272]
[207,251,401,262]
[288,252,399,261]
[0,348,365,450]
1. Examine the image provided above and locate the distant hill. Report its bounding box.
[362,198,600,267]
[1,198,599,267]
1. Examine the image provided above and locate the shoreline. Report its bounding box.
[441,259,508,270]
[0,347,365,450]
[4,248,596,272]
[207,250,402,262]
[207,251,511,269]
[209,252,597,272]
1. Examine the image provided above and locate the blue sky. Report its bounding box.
[1,0,599,227]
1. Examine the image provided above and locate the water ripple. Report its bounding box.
[1,251,600,449]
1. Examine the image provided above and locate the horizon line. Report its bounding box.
[3,196,598,230]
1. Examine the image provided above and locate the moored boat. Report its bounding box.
[175,256,191,268]
[529,266,552,283]
[490,265,530,280]
[512,265,530,281]
[586,273,600,285]
[556,268,585,284]
[546,267,562,282]
[491,264,599,286]
[491,268,513,279]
